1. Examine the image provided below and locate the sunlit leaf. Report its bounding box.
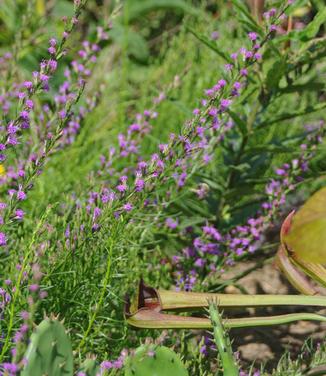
[284,187,326,263]
[36,0,45,16]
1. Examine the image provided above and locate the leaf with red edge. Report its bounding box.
[284,187,326,264]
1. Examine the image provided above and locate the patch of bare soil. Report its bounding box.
[221,262,326,371]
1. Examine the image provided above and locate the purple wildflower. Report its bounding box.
[165,217,178,229]
[123,203,133,212]
[0,232,7,246]
[248,32,258,41]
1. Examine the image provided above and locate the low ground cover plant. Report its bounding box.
[0,0,326,375]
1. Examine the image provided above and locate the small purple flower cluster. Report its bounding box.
[0,0,311,371]
[1,244,49,372]
[0,7,108,254]
[99,349,128,373]
[172,122,324,290]
[0,286,11,319]
[0,1,108,371]
[61,3,294,294]
[73,23,273,236]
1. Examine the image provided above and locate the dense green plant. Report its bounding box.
[0,0,325,375]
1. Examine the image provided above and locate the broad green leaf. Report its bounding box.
[284,187,326,263]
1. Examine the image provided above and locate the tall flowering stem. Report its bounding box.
[0,1,109,253]
[0,207,51,362]
[0,0,88,151]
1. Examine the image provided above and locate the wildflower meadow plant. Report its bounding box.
[0,0,326,375]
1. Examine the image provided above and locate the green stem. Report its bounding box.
[77,237,114,351]
[209,301,239,376]
[127,310,326,329]
[226,312,326,328]
[0,207,51,362]
[157,289,326,311]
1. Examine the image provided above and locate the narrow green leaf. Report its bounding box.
[300,8,326,41]
[228,110,247,135]
[281,8,326,42]
[186,26,233,64]
[266,58,287,90]
[258,102,326,128]
[231,0,263,36]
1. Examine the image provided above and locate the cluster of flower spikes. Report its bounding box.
[0,37,103,189]
[60,30,108,146]
[62,88,171,248]
[97,108,159,183]
[58,2,294,284]
[0,2,110,373]
[89,10,293,289]
[0,13,109,252]
[42,14,275,373]
[0,31,68,247]
[51,0,298,368]
[0,2,294,371]
[172,121,324,291]
[62,104,162,247]
[70,19,278,244]
[98,349,128,373]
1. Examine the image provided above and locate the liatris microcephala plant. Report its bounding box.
[2,0,326,374]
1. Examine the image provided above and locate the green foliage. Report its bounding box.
[77,358,100,376]
[208,302,239,376]
[124,345,189,376]
[110,23,150,63]
[231,0,263,35]
[285,8,326,42]
[126,0,199,21]
[186,26,233,63]
[265,340,326,375]
[0,1,326,375]
[20,318,73,376]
